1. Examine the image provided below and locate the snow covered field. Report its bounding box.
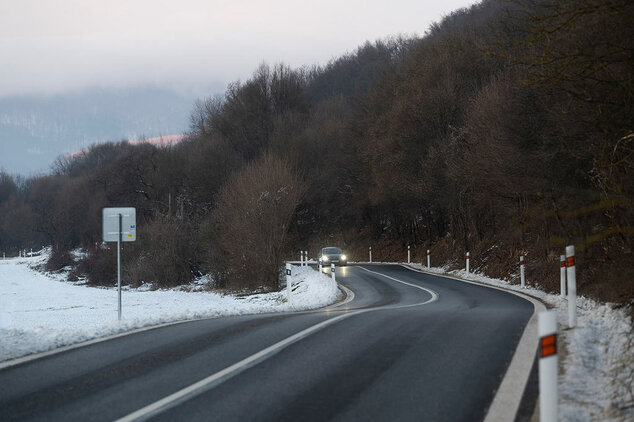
[406,262,634,422]
[0,252,339,363]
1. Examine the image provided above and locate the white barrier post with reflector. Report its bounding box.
[539,311,558,422]
[407,245,411,264]
[331,263,336,282]
[285,263,292,302]
[560,255,566,297]
[369,246,372,263]
[304,251,308,266]
[566,245,577,328]
[300,251,304,266]
[520,255,525,288]
[466,252,470,273]
[427,249,430,268]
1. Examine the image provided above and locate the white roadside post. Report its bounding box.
[369,246,372,263]
[305,251,309,266]
[566,245,577,328]
[407,245,411,264]
[466,252,470,273]
[427,249,430,268]
[560,255,566,297]
[285,263,292,302]
[117,213,122,320]
[300,251,304,267]
[103,207,136,321]
[331,263,336,282]
[520,255,525,288]
[539,310,558,422]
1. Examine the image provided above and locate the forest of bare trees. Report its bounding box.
[0,0,631,307]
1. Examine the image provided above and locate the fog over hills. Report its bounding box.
[0,85,220,175]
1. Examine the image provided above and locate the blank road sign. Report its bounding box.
[103,207,136,242]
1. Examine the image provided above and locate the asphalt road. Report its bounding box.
[0,264,534,421]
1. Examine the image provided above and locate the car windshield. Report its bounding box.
[323,247,342,254]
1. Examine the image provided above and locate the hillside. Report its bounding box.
[0,0,631,310]
[0,86,209,175]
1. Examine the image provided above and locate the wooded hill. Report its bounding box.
[1,0,632,308]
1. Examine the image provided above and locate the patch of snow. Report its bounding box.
[406,262,634,422]
[0,254,339,363]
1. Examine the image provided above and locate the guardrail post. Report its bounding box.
[369,246,372,263]
[560,255,566,297]
[539,310,558,422]
[331,263,336,282]
[286,263,292,302]
[427,249,430,268]
[407,245,411,264]
[520,255,525,288]
[466,252,470,273]
[566,245,577,328]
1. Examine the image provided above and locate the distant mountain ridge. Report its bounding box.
[0,86,206,175]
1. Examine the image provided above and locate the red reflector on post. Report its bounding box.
[560,260,565,268]
[540,334,557,358]
[567,256,575,267]
[520,259,525,265]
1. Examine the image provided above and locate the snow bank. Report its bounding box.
[0,254,339,363]
[407,263,634,422]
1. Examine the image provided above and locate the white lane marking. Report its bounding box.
[116,310,367,422]
[398,264,545,421]
[118,266,438,421]
[325,283,355,309]
[358,266,439,305]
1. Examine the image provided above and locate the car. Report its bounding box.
[318,247,348,266]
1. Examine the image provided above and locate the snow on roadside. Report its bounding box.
[0,253,339,363]
[407,262,634,422]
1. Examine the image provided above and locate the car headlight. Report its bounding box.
[322,256,329,262]
[341,254,347,261]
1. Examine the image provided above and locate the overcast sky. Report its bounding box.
[0,0,477,98]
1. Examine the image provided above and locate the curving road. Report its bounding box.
[0,264,535,421]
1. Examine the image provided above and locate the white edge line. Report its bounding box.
[358,265,439,304]
[118,265,438,421]
[0,318,202,371]
[0,266,347,371]
[115,310,366,422]
[325,283,355,309]
[399,264,546,421]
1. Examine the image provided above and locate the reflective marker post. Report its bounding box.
[286,263,292,302]
[427,249,430,268]
[117,213,122,320]
[369,246,372,263]
[407,245,411,264]
[520,255,525,288]
[560,255,566,297]
[566,245,577,328]
[466,252,470,273]
[331,263,335,282]
[539,311,558,422]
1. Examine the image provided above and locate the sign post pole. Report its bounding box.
[118,213,122,321]
[103,207,136,322]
